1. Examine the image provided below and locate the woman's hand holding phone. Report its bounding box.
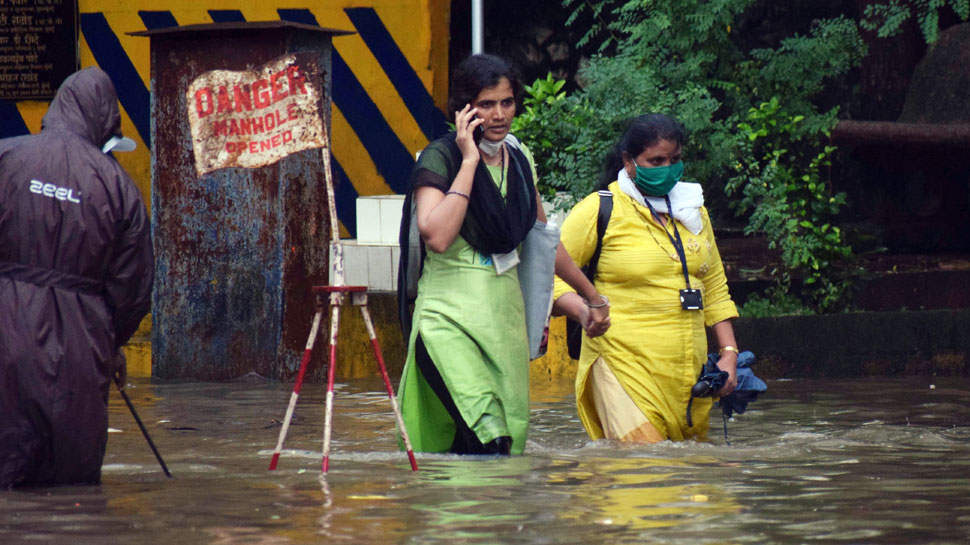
[455,104,484,163]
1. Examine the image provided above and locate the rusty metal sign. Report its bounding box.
[186,52,327,176]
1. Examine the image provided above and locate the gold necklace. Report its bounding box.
[632,203,681,263]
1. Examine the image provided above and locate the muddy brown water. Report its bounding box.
[2,376,969,544]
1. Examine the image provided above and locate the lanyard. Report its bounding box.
[642,195,692,290]
[499,146,506,199]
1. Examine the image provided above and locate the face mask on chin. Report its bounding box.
[633,161,684,197]
[478,137,504,157]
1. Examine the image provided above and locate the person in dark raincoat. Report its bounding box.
[0,67,153,488]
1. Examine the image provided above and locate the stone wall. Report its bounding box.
[327,292,970,381]
[719,308,970,378]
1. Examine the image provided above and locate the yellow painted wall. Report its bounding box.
[13,0,450,229]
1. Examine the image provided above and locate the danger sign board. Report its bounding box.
[186,52,327,176]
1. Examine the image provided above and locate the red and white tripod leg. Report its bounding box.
[268,308,323,470]
[321,301,342,473]
[359,304,418,471]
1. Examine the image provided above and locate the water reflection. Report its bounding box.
[548,455,740,531]
[0,376,968,544]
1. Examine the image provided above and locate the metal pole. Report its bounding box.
[319,133,345,475]
[471,0,484,54]
[321,148,345,288]
[115,379,173,479]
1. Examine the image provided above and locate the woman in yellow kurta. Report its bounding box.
[553,114,740,442]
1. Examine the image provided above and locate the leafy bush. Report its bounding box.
[510,74,569,197]
[738,291,813,318]
[512,0,871,312]
[729,98,856,312]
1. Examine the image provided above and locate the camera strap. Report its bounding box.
[643,195,692,290]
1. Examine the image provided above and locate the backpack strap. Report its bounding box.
[584,190,613,282]
[566,189,614,360]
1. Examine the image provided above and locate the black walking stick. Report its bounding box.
[114,374,173,479]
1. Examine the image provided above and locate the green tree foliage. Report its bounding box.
[514,0,870,313]
[510,74,568,198]
[861,0,969,43]
[729,98,855,313]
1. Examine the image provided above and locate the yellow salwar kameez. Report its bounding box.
[554,182,738,441]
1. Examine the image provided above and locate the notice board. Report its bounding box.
[0,0,78,100]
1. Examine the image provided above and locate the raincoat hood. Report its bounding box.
[41,67,124,150]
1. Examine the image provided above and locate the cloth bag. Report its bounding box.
[518,220,560,360]
[397,194,424,341]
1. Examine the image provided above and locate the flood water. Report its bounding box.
[2,375,969,544]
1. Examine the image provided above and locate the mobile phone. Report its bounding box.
[472,115,483,144]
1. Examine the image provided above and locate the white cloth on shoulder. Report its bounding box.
[617,168,705,235]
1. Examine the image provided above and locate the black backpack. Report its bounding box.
[566,190,613,359]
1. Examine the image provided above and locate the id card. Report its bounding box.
[492,250,520,275]
[680,288,703,310]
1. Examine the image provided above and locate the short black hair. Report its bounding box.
[447,54,523,123]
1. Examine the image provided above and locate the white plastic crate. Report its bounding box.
[355,195,405,245]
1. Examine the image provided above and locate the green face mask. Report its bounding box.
[633,161,684,197]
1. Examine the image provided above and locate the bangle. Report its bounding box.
[446,190,470,200]
[719,346,739,355]
[584,295,609,308]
